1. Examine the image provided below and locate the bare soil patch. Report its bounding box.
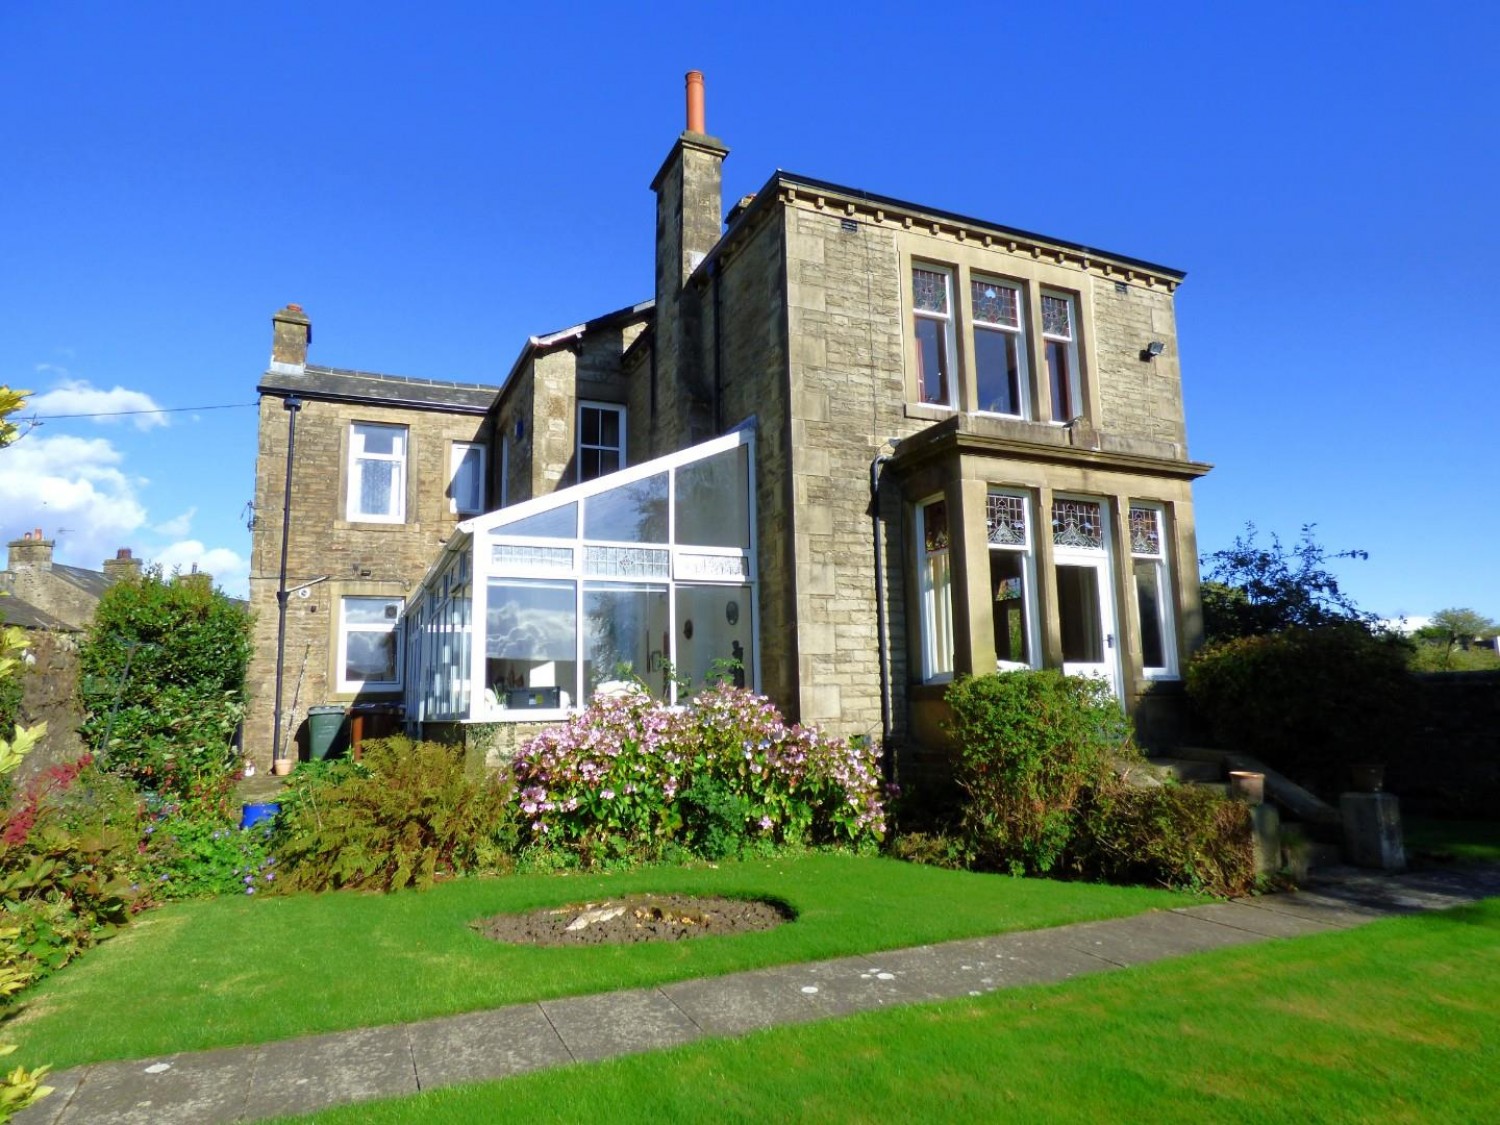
[473,894,792,946]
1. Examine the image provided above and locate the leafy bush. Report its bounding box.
[1075,783,1256,897]
[270,737,515,893]
[142,813,276,899]
[513,684,885,866]
[945,671,1131,875]
[1186,624,1414,793]
[77,567,251,813]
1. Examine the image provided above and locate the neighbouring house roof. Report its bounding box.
[0,596,78,632]
[51,563,110,601]
[258,365,500,413]
[495,299,655,400]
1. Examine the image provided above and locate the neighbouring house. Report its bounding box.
[247,72,1209,782]
[0,530,144,771]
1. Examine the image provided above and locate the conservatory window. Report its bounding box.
[347,423,407,522]
[918,498,954,682]
[338,596,403,691]
[584,583,669,701]
[486,578,577,710]
[675,584,754,697]
[1129,504,1178,678]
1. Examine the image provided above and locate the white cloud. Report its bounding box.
[29,378,168,431]
[153,507,197,538]
[0,433,148,562]
[151,540,249,598]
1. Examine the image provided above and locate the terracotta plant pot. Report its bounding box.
[270,758,295,777]
[1228,770,1265,806]
[1350,763,1385,793]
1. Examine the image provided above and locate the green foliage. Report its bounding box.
[1201,523,1375,642]
[945,671,1132,875]
[270,737,516,893]
[78,567,251,811]
[678,778,754,861]
[1409,607,1500,671]
[143,815,275,899]
[1076,783,1256,897]
[0,626,44,770]
[1186,624,1414,793]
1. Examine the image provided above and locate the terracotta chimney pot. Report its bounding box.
[686,70,705,134]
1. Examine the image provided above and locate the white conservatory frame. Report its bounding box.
[403,428,759,726]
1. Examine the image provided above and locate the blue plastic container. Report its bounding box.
[240,802,280,830]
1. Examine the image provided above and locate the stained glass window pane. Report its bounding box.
[584,473,668,543]
[972,281,1019,327]
[584,546,670,578]
[923,500,949,553]
[1051,499,1104,549]
[986,494,1027,546]
[1129,507,1162,556]
[1042,295,1072,338]
[913,268,948,314]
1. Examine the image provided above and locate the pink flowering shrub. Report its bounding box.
[513,684,884,862]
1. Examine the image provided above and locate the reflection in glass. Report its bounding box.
[675,443,750,547]
[584,473,668,543]
[345,632,396,683]
[674,585,753,698]
[990,553,1029,665]
[1134,560,1166,670]
[486,579,577,706]
[584,583,668,702]
[492,503,577,540]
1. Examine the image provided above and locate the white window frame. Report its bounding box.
[971,277,1031,419]
[578,402,627,482]
[347,422,407,523]
[337,595,404,693]
[1041,289,1082,424]
[1129,503,1179,680]
[917,496,955,684]
[912,264,957,409]
[449,441,487,516]
[986,490,1040,671]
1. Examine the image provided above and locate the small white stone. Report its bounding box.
[801,986,819,994]
[876,972,895,980]
[144,1063,171,1075]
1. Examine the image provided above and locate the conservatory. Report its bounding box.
[402,429,758,726]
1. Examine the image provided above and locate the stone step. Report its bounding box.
[1144,757,1223,784]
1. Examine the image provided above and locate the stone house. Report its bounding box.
[247,73,1209,778]
[1,530,143,770]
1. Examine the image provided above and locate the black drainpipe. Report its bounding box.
[870,452,894,780]
[270,394,302,770]
[711,260,724,433]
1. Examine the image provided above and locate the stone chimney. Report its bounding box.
[650,71,728,449]
[173,563,213,593]
[103,547,143,585]
[270,304,312,372]
[6,528,53,571]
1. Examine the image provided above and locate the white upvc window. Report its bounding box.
[578,402,626,482]
[1041,290,1082,423]
[347,422,407,523]
[912,265,957,408]
[1129,504,1178,679]
[972,278,1030,418]
[986,491,1039,669]
[338,596,404,692]
[449,441,486,515]
[917,496,954,683]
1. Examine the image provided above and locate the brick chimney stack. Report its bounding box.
[103,547,143,585]
[270,304,312,372]
[6,528,53,571]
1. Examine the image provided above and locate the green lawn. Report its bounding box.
[283,898,1500,1124]
[10,853,1188,1071]
[1405,818,1500,864]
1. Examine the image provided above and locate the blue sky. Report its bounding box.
[2,1,1496,621]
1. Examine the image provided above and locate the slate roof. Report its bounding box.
[259,366,499,413]
[0,596,78,632]
[52,563,109,600]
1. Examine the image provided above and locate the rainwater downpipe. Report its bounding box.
[270,395,302,771]
[870,452,894,778]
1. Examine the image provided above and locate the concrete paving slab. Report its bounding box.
[661,967,828,1036]
[47,1047,255,1125]
[540,987,702,1062]
[771,954,931,1017]
[1055,910,1266,967]
[1228,893,1382,929]
[408,1004,572,1090]
[1177,900,1343,939]
[245,1023,416,1121]
[13,1066,86,1125]
[871,933,1110,999]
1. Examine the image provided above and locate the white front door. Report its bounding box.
[1049,497,1119,696]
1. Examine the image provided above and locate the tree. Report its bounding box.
[0,385,35,449]
[1200,523,1376,642]
[0,387,46,767]
[1413,607,1499,671]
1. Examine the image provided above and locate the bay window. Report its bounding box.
[986,491,1038,668]
[917,497,954,682]
[1129,504,1178,678]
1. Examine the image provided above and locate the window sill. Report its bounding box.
[335,519,416,533]
[904,402,956,422]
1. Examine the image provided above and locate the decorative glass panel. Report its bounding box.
[358,461,395,516]
[675,443,750,548]
[491,544,575,572]
[584,545,670,578]
[1129,507,1162,556]
[584,473,668,543]
[1042,295,1072,338]
[1051,499,1104,549]
[913,268,948,314]
[986,494,1027,547]
[923,500,949,552]
[675,553,749,580]
[972,281,1019,327]
[492,503,577,540]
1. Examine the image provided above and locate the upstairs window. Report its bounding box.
[1042,292,1081,423]
[972,278,1029,417]
[578,403,626,482]
[348,423,407,523]
[912,266,955,407]
[449,441,486,516]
